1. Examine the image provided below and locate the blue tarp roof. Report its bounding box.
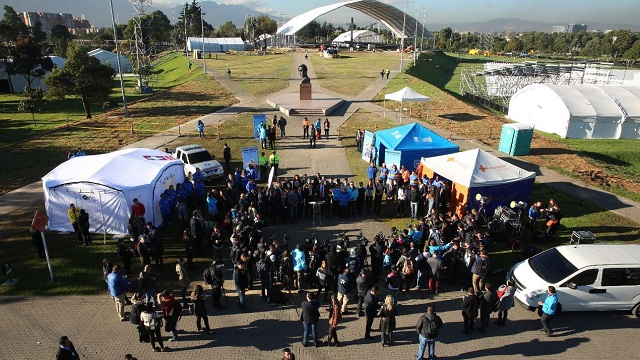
[376,123,458,151]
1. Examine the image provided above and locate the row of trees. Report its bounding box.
[434,27,640,61]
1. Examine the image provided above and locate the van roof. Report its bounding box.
[557,244,640,269]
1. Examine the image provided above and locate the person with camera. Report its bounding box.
[204,261,225,310]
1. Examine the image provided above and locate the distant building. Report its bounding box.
[551,25,566,33]
[19,12,92,35]
[567,23,588,33]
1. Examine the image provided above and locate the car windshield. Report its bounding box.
[186,150,213,164]
[528,248,578,284]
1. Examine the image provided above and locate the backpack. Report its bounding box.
[130,303,142,325]
[403,259,414,275]
[425,318,439,338]
[203,267,214,285]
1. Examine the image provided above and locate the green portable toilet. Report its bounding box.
[498,123,533,156]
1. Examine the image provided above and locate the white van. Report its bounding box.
[507,244,640,317]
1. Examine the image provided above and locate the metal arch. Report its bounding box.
[276,0,427,39]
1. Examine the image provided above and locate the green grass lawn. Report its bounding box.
[0,52,198,149]
[205,52,293,97]
[310,51,401,97]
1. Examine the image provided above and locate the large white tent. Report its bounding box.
[384,86,430,120]
[186,37,245,52]
[507,84,640,139]
[88,48,133,73]
[42,148,184,235]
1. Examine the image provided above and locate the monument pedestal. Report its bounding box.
[300,83,312,100]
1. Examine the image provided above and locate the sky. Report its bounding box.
[153,0,639,25]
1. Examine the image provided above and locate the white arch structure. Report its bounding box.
[276,0,426,39]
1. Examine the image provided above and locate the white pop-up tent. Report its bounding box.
[417,148,536,216]
[384,86,430,121]
[42,148,184,235]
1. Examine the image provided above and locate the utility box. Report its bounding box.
[498,123,533,156]
[193,50,202,59]
[571,231,596,244]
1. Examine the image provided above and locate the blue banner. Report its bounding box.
[241,146,260,180]
[385,149,402,169]
[362,130,375,162]
[253,114,266,141]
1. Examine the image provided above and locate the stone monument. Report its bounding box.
[299,64,311,100]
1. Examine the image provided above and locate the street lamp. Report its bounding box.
[201,0,206,73]
[109,0,128,118]
[399,0,407,73]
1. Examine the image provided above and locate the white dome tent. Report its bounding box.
[507,84,640,139]
[42,148,184,235]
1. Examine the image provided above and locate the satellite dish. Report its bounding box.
[510,201,517,209]
[475,193,482,201]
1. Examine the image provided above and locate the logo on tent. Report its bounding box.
[422,137,433,143]
[143,155,175,161]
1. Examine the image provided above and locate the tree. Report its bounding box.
[622,39,640,61]
[44,44,115,119]
[216,21,239,37]
[255,15,277,48]
[17,87,45,125]
[30,21,47,44]
[50,24,72,57]
[7,36,53,88]
[0,5,29,43]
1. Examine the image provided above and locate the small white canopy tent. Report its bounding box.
[384,86,430,121]
[42,148,184,235]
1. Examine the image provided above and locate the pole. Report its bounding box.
[40,232,54,281]
[421,9,426,52]
[201,0,206,73]
[109,0,129,118]
[414,4,418,66]
[184,2,188,56]
[400,0,407,73]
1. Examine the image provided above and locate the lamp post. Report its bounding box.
[201,0,206,73]
[414,3,419,66]
[109,0,128,118]
[399,0,407,73]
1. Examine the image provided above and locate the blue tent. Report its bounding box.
[374,123,459,169]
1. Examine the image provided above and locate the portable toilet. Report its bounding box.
[498,123,533,156]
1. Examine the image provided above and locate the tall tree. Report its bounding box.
[255,15,277,47]
[216,21,239,37]
[0,5,29,43]
[44,45,115,119]
[7,36,53,88]
[50,24,72,57]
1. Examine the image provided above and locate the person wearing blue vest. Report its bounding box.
[367,162,378,182]
[538,286,558,337]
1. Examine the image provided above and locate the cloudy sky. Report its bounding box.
[154,0,639,25]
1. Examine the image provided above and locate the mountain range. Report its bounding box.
[4,1,640,33]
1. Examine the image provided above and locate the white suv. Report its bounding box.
[173,145,224,179]
[507,244,640,317]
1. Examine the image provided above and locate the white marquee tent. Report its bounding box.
[186,37,245,52]
[384,86,430,121]
[88,48,132,73]
[507,84,640,139]
[42,148,184,235]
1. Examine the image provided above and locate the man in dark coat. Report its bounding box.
[363,285,381,340]
[355,268,374,317]
[477,282,499,332]
[223,143,232,173]
[234,262,249,309]
[461,287,478,335]
[56,335,80,360]
[300,293,321,347]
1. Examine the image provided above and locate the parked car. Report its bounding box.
[507,244,640,317]
[173,144,224,179]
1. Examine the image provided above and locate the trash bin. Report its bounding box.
[498,123,533,156]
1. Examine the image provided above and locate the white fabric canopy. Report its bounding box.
[420,148,535,187]
[42,148,184,234]
[384,86,430,121]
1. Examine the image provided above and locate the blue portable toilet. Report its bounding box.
[498,123,533,156]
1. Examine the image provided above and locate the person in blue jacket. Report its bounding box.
[106,264,129,321]
[367,162,378,182]
[428,239,452,259]
[206,192,218,217]
[537,286,558,337]
[197,119,205,139]
[347,182,358,217]
[336,186,350,218]
[159,193,172,227]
